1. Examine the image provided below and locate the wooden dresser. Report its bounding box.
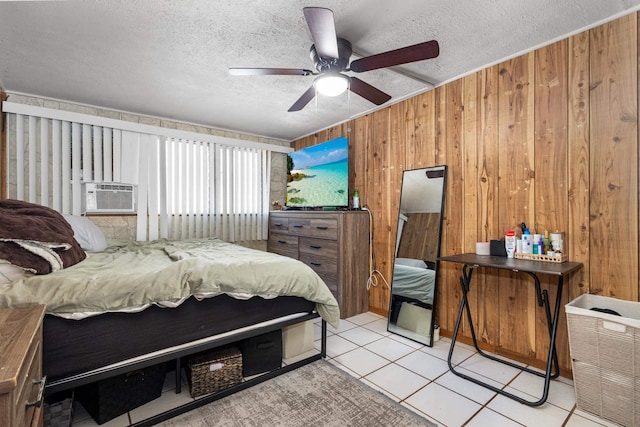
[0,305,46,427]
[267,210,370,318]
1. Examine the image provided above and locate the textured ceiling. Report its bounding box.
[2,0,640,141]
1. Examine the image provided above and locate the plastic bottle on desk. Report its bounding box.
[505,230,516,258]
[522,228,532,254]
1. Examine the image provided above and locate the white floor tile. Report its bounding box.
[395,349,449,380]
[405,382,482,427]
[364,363,431,400]
[328,318,357,334]
[421,337,476,365]
[345,311,381,325]
[364,336,416,361]
[466,407,525,426]
[327,358,360,378]
[316,334,358,358]
[338,325,384,346]
[361,378,401,402]
[332,347,390,377]
[487,393,570,427]
[362,317,393,336]
[387,331,426,349]
[457,352,524,385]
[507,370,576,411]
[435,368,500,405]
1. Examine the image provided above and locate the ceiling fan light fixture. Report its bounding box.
[314,73,349,97]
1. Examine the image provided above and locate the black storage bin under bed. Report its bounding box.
[75,362,167,425]
[238,329,283,377]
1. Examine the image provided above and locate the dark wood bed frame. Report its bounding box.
[45,312,328,426]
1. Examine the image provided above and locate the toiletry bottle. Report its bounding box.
[353,189,360,209]
[505,230,516,258]
[522,228,532,254]
[537,236,545,255]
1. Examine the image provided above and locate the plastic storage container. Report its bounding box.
[566,294,640,426]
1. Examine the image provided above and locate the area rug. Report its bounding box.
[157,360,436,426]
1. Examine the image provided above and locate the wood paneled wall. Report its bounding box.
[291,12,639,375]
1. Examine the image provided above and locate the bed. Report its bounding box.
[0,199,339,425]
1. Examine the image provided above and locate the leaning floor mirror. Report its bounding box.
[387,165,447,346]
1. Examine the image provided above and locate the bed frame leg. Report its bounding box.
[174,358,182,394]
[321,320,327,358]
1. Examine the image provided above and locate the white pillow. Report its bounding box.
[0,261,33,284]
[63,215,108,251]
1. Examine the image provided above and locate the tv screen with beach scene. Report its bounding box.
[286,136,349,208]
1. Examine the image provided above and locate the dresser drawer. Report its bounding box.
[299,253,338,288]
[17,326,43,427]
[288,218,338,239]
[269,217,289,234]
[267,233,298,258]
[299,237,338,259]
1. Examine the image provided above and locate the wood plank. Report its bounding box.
[441,81,463,333]
[475,65,501,348]
[497,52,537,357]
[534,39,569,365]
[567,30,591,301]
[589,13,639,301]
[367,109,393,311]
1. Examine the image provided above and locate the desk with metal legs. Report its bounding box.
[438,253,583,406]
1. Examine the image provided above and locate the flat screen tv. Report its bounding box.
[286,136,349,209]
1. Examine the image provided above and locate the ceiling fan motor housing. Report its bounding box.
[310,37,352,73]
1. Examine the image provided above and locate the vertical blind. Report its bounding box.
[3,102,285,242]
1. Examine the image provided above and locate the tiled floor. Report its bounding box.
[71,312,620,427]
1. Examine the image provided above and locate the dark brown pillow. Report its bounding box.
[0,199,86,274]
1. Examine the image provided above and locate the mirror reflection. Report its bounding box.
[387,165,447,346]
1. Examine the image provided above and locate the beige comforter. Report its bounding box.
[0,238,340,328]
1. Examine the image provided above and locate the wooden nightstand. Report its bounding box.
[0,305,46,427]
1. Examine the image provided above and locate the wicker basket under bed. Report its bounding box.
[187,345,243,397]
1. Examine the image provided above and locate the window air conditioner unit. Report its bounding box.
[83,183,137,214]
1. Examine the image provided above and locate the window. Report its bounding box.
[3,101,289,242]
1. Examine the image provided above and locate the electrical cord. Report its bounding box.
[361,206,391,291]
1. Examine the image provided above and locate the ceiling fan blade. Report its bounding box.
[349,77,392,105]
[229,68,314,76]
[303,7,339,60]
[288,86,316,112]
[349,40,440,73]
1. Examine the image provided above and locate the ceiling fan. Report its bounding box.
[229,7,439,112]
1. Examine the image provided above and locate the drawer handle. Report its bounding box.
[293,225,304,228]
[310,262,322,266]
[309,245,322,249]
[277,240,288,244]
[273,223,284,227]
[315,226,328,230]
[25,376,47,408]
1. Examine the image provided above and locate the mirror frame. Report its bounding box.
[387,165,447,347]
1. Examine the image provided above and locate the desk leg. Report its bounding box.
[447,265,563,406]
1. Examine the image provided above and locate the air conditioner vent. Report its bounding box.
[83,182,137,214]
